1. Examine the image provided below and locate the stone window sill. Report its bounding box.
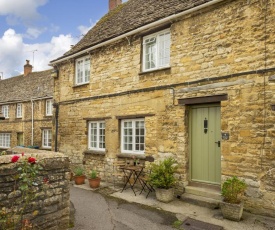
[73,83,89,88]
[83,150,106,156]
[138,67,171,75]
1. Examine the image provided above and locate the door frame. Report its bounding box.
[188,103,221,186]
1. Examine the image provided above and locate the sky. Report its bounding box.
[0,0,127,79]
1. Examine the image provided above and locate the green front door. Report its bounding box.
[190,104,221,185]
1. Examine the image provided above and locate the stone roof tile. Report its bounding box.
[0,69,53,103]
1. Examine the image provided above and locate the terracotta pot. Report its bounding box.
[88,177,101,189]
[220,201,244,221]
[74,175,85,185]
[155,188,174,203]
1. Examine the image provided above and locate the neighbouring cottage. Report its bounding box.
[50,0,275,216]
[0,60,54,150]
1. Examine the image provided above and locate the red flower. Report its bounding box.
[21,152,24,156]
[28,157,36,164]
[11,155,20,163]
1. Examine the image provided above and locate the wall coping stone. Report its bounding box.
[0,147,68,164]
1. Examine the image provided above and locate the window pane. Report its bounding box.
[89,121,105,150]
[145,40,156,70]
[158,32,170,67]
[121,119,145,153]
[143,30,170,71]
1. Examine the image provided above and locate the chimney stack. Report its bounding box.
[24,60,32,76]
[109,0,122,11]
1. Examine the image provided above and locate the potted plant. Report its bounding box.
[149,157,178,203]
[220,176,247,221]
[73,166,85,185]
[88,170,101,189]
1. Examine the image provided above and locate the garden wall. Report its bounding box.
[0,147,70,230]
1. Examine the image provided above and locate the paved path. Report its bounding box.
[70,185,177,230]
[70,182,275,230]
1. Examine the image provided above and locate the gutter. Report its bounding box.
[0,97,53,105]
[49,0,225,66]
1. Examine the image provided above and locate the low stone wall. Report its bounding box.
[0,147,70,230]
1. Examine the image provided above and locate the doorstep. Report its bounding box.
[180,185,222,209]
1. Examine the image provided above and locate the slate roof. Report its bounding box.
[51,0,215,62]
[0,69,53,103]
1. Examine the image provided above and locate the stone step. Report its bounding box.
[185,186,222,201]
[180,193,221,209]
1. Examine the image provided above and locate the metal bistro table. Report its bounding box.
[121,165,144,196]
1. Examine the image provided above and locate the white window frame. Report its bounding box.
[88,121,105,151]
[0,133,11,148]
[75,56,90,85]
[46,99,53,116]
[16,103,22,118]
[42,129,52,148]
[142,29,171,72]
[121,118,145,154]
[2,105,9,118]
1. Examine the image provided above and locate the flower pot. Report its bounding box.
[74,175,85,185]
[220,201,244,221]
[155,188,174,203]
[88,177,101,189]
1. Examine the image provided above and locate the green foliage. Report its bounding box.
[149,157,178,189]
[1,154,42,230]
[172,220,184,229]
[89,170,98,179]
[222,176,247,204]
[18,160,42,192]
[74,167,85,176]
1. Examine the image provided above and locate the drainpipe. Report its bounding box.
[53,103,59,152]
[31,99,34,146]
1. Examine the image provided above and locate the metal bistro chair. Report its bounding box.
[139,155,155,198]
[112,158,126,189]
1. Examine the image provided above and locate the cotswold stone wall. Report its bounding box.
[54,0,275,216]
[0,147,70,230]
[0,100,52,150]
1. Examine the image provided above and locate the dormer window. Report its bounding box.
[75,56,90,85]
[142,29,170,72]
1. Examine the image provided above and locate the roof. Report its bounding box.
[51,0,216,63]
[0,69,53,103]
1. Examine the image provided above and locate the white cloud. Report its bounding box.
[25,27,47,39]
[78,19,97,37]
[78,25,91,36]
[0,29,79,78]
[0,0,47,25]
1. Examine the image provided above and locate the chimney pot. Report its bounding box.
[109,0,122,11]
[24,59,33,76]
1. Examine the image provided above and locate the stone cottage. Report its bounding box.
[0,60,54,150]
[50,0,275,216]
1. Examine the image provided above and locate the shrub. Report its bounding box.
[222,176,247,204]
[149,157,178,189]
[74,167,84,176]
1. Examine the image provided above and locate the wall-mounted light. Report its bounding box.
[271,104,275,111]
